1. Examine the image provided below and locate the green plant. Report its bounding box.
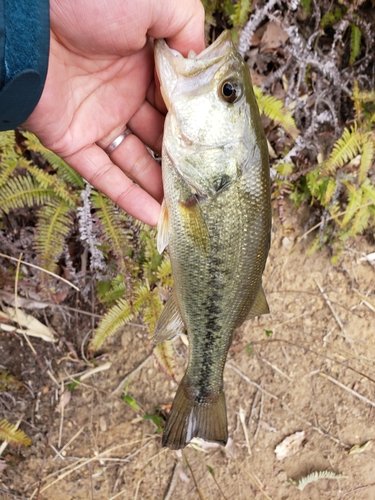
[290,82,375,258]
[0,129,176,375]
[0,419,31,446]
[202,0,253,41]
[0,131,82,286]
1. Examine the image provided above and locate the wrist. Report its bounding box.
[0,0,50,131]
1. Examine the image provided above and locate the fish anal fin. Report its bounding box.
[153,291,184,344]
[178,197,210,255]
[157,199,169,254]
[162,379,228,450]
[246,286,269,320]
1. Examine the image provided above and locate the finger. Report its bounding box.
[108,133,163,202]
[96,130,163,203]
[127,100,164,155]
[148,0,206,57]
[65,144,161,226]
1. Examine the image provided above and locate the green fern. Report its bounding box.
[359,133,374,184]
[324,125,362,174]
[91,298,133,350]
[91,190,131,273]
[230,0,252,29]
[26,164,78,206]
[253,86,299,139]
[140,229,163,285]
[0,154,19,189]
[153,341,177,381]
[350,24,362,65]
[0,372,23,391]
[341,182,364,227]
[156,256,173,289]
[144,289,164,334]
[23,131,85,188]
[0,174,55,213]
[0,419,31,446]
[97,274,126,305]
[289,470,346,490]
[34,201,73,272]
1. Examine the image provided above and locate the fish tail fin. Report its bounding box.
[162,379,228,450]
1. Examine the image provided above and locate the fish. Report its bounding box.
[154,30,271,450]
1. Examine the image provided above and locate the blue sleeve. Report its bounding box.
[0,0,50,131]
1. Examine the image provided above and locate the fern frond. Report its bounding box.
[0,174,55,213]
[133,282,163,334]
[230,0,252,29]
[34,200,73,272]
[91,298,133,350]
[153,341,176,381]
[323,178,337,207]
[276,162,294,176]
[350,204,371,236]
[0,155,19,188]
[140,229,163,285]
[341,182,363,227]
[359,133,374,184]
[143,289,163,334]
[0,130,16,151]
[350,24,362,65]
[97,275,126,305]
[253,86,299,139]
[26,165,78,206]
[0,419,31,446]
[91,191,130,272]
[289,470,346,491]
[156,256,173,289]
[353,84,375,104]
[325,125,362,174]
[362,179,375,204]
[23,131,84,188]
[133,282,151,314]
[0,371,23,391]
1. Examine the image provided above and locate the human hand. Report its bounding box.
[23,0,205,226]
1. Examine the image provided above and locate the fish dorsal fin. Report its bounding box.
[153,290,185,344]
[246,286,269,320]
[157,199,169,254]
[178,196,210,256]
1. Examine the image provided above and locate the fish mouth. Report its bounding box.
[155,30,234,79]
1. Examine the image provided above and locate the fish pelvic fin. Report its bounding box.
[162,379,228,450]
[157,199,169,254]
[246,285,269,320]
[153,290,185,344]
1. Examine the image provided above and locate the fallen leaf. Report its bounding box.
[4,307,56,342]
[260,21,289,53]
[275,431,305,461]
[348,441,372,454]
[56,391,71,413]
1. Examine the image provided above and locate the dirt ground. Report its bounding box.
[1,217,375,500]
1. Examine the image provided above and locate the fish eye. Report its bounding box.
[220,80,241,104]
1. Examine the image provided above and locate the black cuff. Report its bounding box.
[0,0,50,131]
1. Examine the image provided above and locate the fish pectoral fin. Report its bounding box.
[162,378,228,450]
[153,290,185,344]
[178,197,210,255]
[246,285,270,320]
[157,199,169,254]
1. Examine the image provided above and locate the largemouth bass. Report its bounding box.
[154,30,271,450]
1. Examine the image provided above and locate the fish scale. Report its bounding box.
[154,30,271,449]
